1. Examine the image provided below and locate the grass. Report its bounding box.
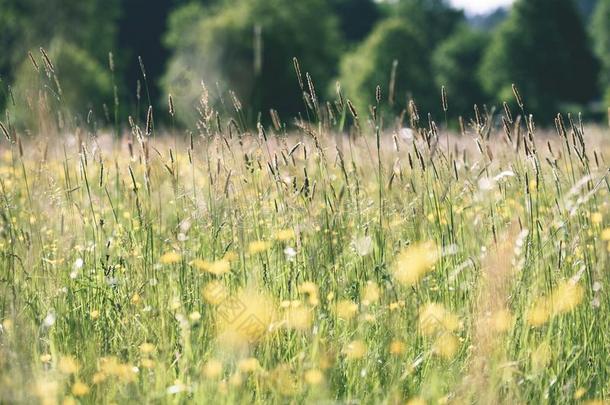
[0,80,609,404]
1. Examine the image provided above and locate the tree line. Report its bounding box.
[1,0,610,132]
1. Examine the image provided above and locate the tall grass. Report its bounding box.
[0,61,609,405]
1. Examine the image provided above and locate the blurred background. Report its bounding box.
[0,0,609,131]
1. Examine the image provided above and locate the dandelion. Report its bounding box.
[40,354,52,363]
[298,281,319,306]
[139,342,155,354]
[591,212,603,224]
[237,357,260,373]
[90,310,100,320]
[526,281,584,327]
[159,251,181,264]
[335,300,358,320]
[71,381,90,397]
[389,339,406,355]
[202,281,228,305]
[275,229,295,241]
[574,387,587,400]
[406,397,426,405]
[418,303,461,336]
[304,368,324,385]
[283,305,312,330]
[203,359,223,378]
[215,289,276,349]
[361,281,380,305]
[433,333,460,359]
[601,228,610,240]
[393,242,439,286]
[207,259,231,275]
[58,356,80,374]
[342,340,367,360]
[189,311,201,322]
[248,240,271,255]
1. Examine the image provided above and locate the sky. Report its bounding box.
[449,0,514,14]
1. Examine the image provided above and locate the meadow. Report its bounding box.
[0,81,609,404]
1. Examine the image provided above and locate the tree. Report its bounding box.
[10,39,112,132]
[162,0,342,126]
[433,26,489,118]
[480,0,599,121]
[0,0,120,112]
[116,0,195,118]
[394,0,464,49]
[329,0,381,43]
[337,18,436,119]
[592,0,610,105]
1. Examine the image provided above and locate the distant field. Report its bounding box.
[0,117,609,403]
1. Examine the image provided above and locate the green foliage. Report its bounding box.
[480,0,599,121]
[592,0,610,100]
[162,0,342,126]
[10,39,112,132]
[337,18,436,120]
[394,0,464,49]
[433,26,489,118]
[329,0,381,43]
[0,0,119,113]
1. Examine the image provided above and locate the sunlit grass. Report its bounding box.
[0,112,609,404]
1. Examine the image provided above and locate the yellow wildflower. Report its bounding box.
[393,242,439,286]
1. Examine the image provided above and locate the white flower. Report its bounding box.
[352,236,373,257]
[284,247,297,260]
[73,258,84,270]
[43,312,56,328]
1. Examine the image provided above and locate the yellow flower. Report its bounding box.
[207,259,231,275]
[335,300,358,320]
[275,229,295,241]
[342,340,367,360]
[159,251,181,264]
[389,339,406,355]
[591,212,603,224]
[601,228,610,241]
[215,289,276,349]
[304,368,324,385]
[361,281,380,305]
[298,281,319,306]
[139,342,155,354]
[393,242,439,286]
[248,240,271,255]
[418,303,460,336]
[58,356,80,374]
[202,281,228,305]
[190,259,210,271]
[526,281,584,327]
[90,310,100,320]
[203,359,223,378]
[574,387,587,400]
[71,381,90,397]
[433,333,460,359]
[237,357,260,373]
[406,397,427,405]
[283,305,313,330]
